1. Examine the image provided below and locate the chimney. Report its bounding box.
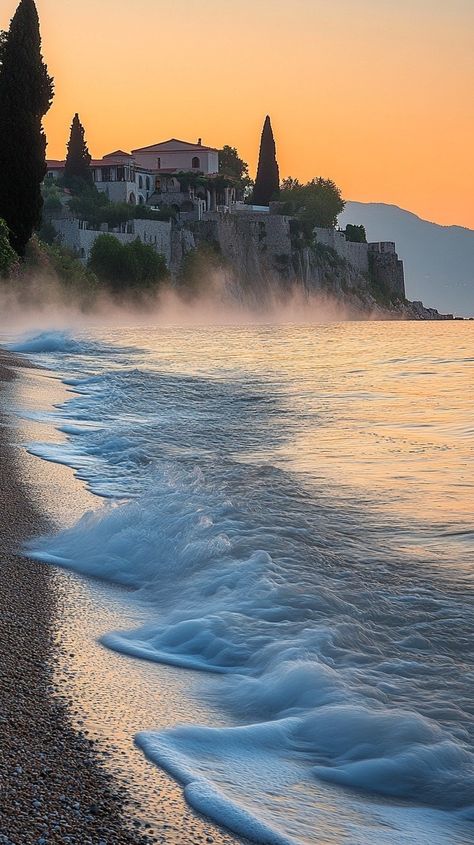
[198,138,202,146]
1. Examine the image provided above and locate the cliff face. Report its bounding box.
[177,212,451,319]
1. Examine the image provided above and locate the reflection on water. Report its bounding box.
[6,321,474,845]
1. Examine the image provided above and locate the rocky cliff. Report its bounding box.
[175,211,453,319]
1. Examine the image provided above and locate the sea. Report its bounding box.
[4,320,474,845]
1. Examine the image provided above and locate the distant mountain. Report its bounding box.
[339,202,474,316]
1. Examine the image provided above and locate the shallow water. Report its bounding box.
[5,321,474,845]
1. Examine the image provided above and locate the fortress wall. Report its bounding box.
[313,227,369,273]
[53,218,172,266]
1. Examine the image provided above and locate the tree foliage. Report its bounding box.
[41,178,63,217]
[0,218,18,276]
[64,113,93,192]
[41,242,98,291]
[279,177,345,237]
[219,145,252,196]
[345,223,367,243]
[88,234,168,291]
[219,146,249,181]
[68,186,175,227]
[252,116,280,206]
[0,0,54,255]
[68,188,134,227]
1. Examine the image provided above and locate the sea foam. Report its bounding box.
[16,325,474,844]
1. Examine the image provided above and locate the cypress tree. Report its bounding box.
[0,0,53,256]
[252,115,280,206]
[64,113,93,190]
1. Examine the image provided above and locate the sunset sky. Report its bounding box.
[2,0,473,228]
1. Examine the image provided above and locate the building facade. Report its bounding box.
[47,138,220,209]
[132,138,219,175]
[47,151,155,206]
[91,151,154,205]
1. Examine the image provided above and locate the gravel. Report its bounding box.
[0,353,152,845]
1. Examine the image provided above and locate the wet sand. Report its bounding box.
[0,350,246,845]
[0,351,156,845]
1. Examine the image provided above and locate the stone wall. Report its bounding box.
[370,251,405,301]
[53,218,172,266]
[197,211,293,282]
[180,212,408,308]
[313,227,369,273]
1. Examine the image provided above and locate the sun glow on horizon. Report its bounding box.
[1,0,473,228]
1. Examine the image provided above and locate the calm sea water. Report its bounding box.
[7,321,474,845]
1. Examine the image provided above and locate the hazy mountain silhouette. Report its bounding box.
[339,202,474,316]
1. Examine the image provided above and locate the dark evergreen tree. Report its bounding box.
[0,0,53,256]
[64,113,93,191]
[252,115,280,206]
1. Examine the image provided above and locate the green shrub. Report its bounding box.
[37,220,58,245]
[345,224,367,243]
[88,234,168,291]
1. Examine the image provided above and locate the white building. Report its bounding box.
[91,151,154,205]
[47,138,220,207]
[47,151,155,206]
[132,138,219,175]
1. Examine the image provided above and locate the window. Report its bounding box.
[129,192,136,204]
[157,157,161,169]
[192,156,200,169]
[146,176,150,191]
[138,175,143,189]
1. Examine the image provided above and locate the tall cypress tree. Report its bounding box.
[64,113,93,190]
[0,0,53,256]
[252,115,280,206]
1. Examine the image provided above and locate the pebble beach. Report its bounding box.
[0,350,153,845]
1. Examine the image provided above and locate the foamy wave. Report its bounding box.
[6,329,140,359]
[22,332,474,843]
[8,329,92,354]
[27,462,474,824]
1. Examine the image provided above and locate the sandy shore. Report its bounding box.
[0,348,248,845]
[0,351,153,845]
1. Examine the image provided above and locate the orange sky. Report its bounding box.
[2,0,473,228]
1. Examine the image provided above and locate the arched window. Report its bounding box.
[192,156,200,169]
[138,195,145,205]
[138,175,143,189]
[146,176,150,191]
[129,192,136,204]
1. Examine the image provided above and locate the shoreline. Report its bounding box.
[0,351,154,845]
[0,348,247,845]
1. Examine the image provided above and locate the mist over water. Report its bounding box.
[0,263,384,337]
[6,321,474,845]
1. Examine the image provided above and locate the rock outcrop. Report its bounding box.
[175,211,453,319]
